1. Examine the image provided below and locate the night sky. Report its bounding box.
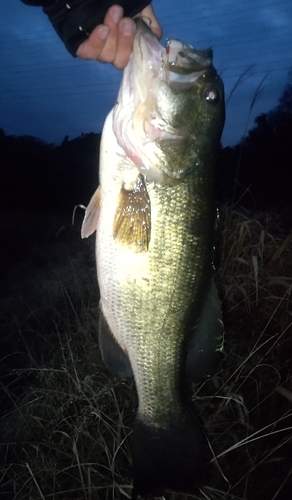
[0,0,291,146]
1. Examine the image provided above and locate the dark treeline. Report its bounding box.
[217,70,292,221]
[0,131,101,275]
[0,70,291,220]
[0,130,101,214]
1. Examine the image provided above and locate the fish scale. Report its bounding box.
[97,161,213,440]
[130,182,211,419]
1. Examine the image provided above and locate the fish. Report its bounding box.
[81,19,225,499]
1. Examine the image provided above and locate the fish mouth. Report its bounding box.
[113,20,220,183]
[135,19,213,86]
[133,23,214,136]
[164,40,213,73]
[163,41,213,89]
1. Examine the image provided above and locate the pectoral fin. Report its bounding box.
[186,281,225,381]
[113,174,151,252]
[81,186,101,239]
[99,307,133,378]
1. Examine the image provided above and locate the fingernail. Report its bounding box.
[121,19,135,36]
[111,5,123,24]
[98,25,110,40]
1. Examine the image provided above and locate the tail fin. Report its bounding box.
[131,410,211,499]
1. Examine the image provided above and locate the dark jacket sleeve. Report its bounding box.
[20,0,150,56]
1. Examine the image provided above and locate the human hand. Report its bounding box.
[76,4,162,69]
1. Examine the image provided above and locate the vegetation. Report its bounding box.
[217,70,292,220]
[0,130,101,214]
[0,206,291,499]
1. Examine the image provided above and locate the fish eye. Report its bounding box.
[205,87,220,104]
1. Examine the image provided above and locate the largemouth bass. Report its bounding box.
[82,19,225,498]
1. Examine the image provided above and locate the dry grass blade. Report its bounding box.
[1,207,292,499]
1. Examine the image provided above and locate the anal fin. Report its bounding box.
[99,307,133,378]
[186,280,225,381]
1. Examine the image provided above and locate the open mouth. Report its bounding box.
[162,40,213,85]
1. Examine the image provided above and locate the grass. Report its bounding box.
[0,206,292,499]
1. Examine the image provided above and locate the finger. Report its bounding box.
[76,24,110,59]
[98,5,123,63]
[103,4,123,28]
[113,18,136,69]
